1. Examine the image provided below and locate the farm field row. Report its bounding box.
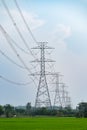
[0,117,87,130]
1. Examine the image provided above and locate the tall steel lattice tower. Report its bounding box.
[65,91,71,107]
[54,73,62,107]
[53,73,71,108]
[32,42,54,108]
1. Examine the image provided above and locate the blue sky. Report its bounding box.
[0,0,87,108]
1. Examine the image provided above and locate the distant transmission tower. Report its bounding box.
[65,91,71,107]
[53,73,71,108]
[60,84,71,107]
[31,42,54,108]
[54,73,62,107]
[61,84,66,107]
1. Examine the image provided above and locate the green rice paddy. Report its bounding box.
[0,117,87,130]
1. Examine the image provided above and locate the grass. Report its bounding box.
[0,117,87,130]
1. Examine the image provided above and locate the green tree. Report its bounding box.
[4,104,15,117]
[26,102,31,115]
[15,108,25,116]
[0,105,4,116]
[76,102,87,118]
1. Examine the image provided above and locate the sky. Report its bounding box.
[0,0,87,108]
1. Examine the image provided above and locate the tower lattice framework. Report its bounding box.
[32,42,54,108]
[54,73,62,107]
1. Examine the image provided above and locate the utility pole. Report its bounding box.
[31,42,54,108]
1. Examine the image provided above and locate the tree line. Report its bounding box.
[0,102,87,118]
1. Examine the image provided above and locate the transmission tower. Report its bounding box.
[60,84,71,107]
[53,73,62,107]
[65,91,71,107]
[31,42,54,108]
[60,84,67,107]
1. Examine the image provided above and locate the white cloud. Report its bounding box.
[0,9,45,34]
[54,24,71,40]
[49,23,87,107]
[56,4,87,34]
[51,24,71,52]
[11,10,45,30]
[0,9,45,57]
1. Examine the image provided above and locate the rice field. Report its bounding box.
[0,117,87,130]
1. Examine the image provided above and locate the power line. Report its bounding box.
[2,30,30,55]
[0,25,39,71]
[2,0,53,70]
[0,0,71,107]
[8,36,30,55]
[0,49,24,69]
[14,0,37,43]
[0,48,38,71]
[1,0,38,61]
[0,75,32,86]
[0,25,37,86]
[0,25,34,73]
[1,0,40,86]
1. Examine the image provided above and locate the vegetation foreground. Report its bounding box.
[0,117,87,130]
